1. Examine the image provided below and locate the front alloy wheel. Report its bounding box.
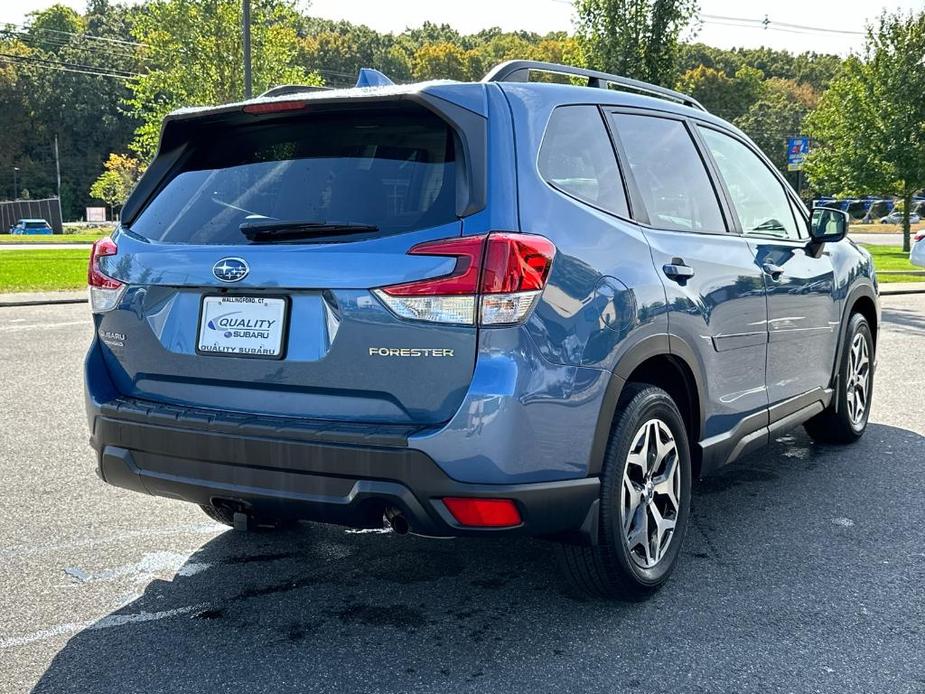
[804,312,874,444]
[844,332,871,429]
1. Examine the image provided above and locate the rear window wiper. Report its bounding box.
[240,220,379,242]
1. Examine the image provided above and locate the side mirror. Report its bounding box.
[807,207,848,257]
[809,206,848,243]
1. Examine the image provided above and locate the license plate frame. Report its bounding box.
[196,294,290,360]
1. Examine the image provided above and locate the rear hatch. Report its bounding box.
[94,98,485,425]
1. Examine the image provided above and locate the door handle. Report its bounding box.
[663,258,694,282]
[762,263,785,280]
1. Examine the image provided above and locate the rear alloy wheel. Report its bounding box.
[621,419,682,569]
[558,384,692,600]
[805,312,873,444]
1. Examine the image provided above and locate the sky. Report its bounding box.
[2,0,924,56]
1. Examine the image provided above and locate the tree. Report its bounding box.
[676,65,762,121]
[298,18,407,86]
[411,41,478,81]
[89,153,143,214]
[29,4,85,38]
[804,11,925,251]
[0,3,139,217]
[734,85,811,174]
[127,0,321,160]
[575,0,699,86]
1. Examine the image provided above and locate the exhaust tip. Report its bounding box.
[384,507,410,535]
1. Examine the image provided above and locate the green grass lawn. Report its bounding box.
[0,232,105,244]
[861,244,925,283]
[0,249,90,292]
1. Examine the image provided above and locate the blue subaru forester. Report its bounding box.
[85,62,879,598]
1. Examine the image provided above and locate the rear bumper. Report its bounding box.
[88,397,600,539]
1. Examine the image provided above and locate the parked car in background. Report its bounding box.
[862,200,893,223]
[910,230,925,267]
[10,219,54,235]
[878,210,921,225]
[84,60,880,599]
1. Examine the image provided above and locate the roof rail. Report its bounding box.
[482,60,706,112]
[259,84,333,98]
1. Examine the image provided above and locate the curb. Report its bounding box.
[0,297,88,308]
[880,288,925,296]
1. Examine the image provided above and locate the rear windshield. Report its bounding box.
[130,107,458,244]
[24,221,47,228]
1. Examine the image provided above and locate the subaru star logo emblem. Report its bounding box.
[212,257,249,283]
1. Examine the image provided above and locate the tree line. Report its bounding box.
[1,0,922,247]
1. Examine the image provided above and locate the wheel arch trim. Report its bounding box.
[832,281,879,389]
[589,334,706,475]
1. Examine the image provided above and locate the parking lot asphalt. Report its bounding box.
[0,298,923,694]
[848,232,905,246]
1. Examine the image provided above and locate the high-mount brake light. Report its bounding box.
[242,100,308,115]
[87,237,125,313]
[374,233,555,326]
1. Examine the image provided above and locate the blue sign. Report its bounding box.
[787,136,810,171]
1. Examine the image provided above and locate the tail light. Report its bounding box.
[914,231,925,243]
[88,237,125,313]
[374,233,555,326]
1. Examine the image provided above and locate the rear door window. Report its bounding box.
[538,105,629,217]
[610,113,726,233]
[130,107,458,244]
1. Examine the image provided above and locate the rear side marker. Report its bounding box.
[374,233,556,326]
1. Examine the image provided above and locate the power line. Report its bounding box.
[5,23,147,48]
[0,30,142,67]
[0,53,141,79]
[0,56,132,79]
[1,28,138,52]
[546,2,865,39]
[700,13,864,37]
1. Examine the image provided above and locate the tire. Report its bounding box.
[199,503,298,531]
[558,384,692,600]
[804,312,873,444]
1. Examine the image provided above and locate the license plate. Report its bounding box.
[197,295,288,358]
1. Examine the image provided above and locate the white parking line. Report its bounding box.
[0,320,89,332]
[0,605,205,649]
[0,524,225,559]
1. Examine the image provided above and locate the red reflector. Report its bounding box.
[88,237,122,289]
[243,100,308,115]
[443,498,522,527]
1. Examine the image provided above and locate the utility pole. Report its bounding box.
[54,135,63,231]
[242,0,252,99]
[12,167,18,200]
[54,135,61,201]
